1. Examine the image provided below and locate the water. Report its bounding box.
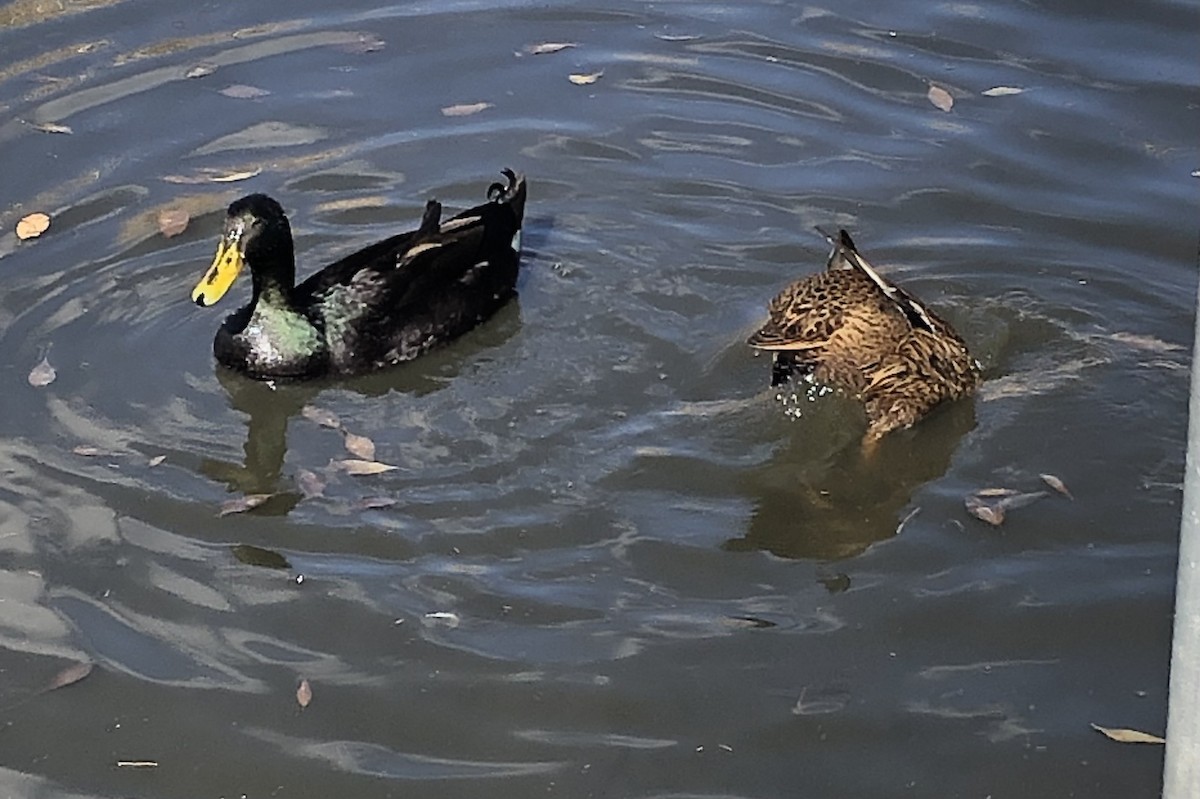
[0,1,1195,796]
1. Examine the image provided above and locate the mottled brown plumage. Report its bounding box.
[748,229,980,441]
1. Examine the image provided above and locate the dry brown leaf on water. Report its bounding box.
[966,500,1005,526]
[16,212,51,240]
[296,468,326,499]
[335,459,398,476]
[441,102,492,117]
[568,71,603,85]
[301,405,341,429]
[148,455,166,467]
[185,63,216,79]
[30,121,73,134]
[1090,723,1165,744]
[220,84,271,99]
[1040,473,1074,500]
[526,42,576,55]
[162,168,262,185]
[974,488,1020,498]
[72,445,104,457]
[1108,331,1185,353]
[116,761,158,768]
[218,493,273,516]
[927,84,954,112]
[655,33,701,41]
[982,86,1023,97]
[28,355,56,387]
[208,168,261,183]
[157,208,189,238]
[48,661,93,691]
[296,678,313,708]
[343,431,376,460]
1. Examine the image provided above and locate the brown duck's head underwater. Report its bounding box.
[748,228,981,447]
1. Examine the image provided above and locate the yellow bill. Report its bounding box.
[192,237,245,307]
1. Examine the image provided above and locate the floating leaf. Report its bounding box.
[655,33,701,41]
[220,84,271,99]
[116,761,158,768]
[30,121,73,134]
[423,611,460,628]
[208,168,261,183]
[337,33,385,54]
[355,496,398,510]
[927,84,954,112]
[441,102,492,117]
[982,86,1023,97]
[965,496,1005,526]
[28,355,56,387]
[343,431,376,460]
[16,212,51,240]
[1090,723,1165,744]
[230,544,291,569]
[72,445,104,456]
[1109,332,1184,353]
[162,168,262,185]
[568,71,603,85]
[48,661,93,691]
[974,487,1019,498]
[185,63,215,79]
[157,208,189,238]
[296,468,326,499]
[1039,473,1074,500]
[301,405,341,429]
[148,455,166,467]
[335,459,398,476]
[296,678,313,708]
[526,42,575,55]
[218,493,273,516]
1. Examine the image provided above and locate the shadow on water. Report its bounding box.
[197,299,522,501]
[727,396,976,560]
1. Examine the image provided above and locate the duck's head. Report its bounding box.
[192,194,293,307]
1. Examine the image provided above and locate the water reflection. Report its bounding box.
[196,301,522,502]
[728,398,976,559]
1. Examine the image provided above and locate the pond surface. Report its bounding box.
[0,0,1196,796]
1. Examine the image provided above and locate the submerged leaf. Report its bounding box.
[996,491,1049,511]
[342,431,376,460]
[296,678,313,708]
[1090,723,1165,744]
[296,468,326,499]
[48,661,93,691]
[16,212,51,240]
[28,355,56,387]
[185,63,215,79]
[965,496,1005,526]
[568,71,603,85]
[230,544,291,569]
[927,84,954,112]
[1039,473,1074,500]
[335,459,398,476]
[441,102,492,117]
[220,84,271,99]
[157,208,189,238]
[301,405,341,429]
[974,487,1020,498]
[218,494,273,516]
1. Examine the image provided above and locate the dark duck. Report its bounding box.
[191,169,526,380]
[748,229,980,443]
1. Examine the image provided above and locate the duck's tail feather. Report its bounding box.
[819,227,939,334]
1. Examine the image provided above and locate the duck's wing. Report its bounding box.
[746,269,882,352]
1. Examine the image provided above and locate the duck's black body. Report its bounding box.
[192,169,526,380]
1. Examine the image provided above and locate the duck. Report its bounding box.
[191,169,526,380]
[747,228,980,442]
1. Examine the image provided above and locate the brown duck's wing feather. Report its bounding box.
[747,269,904,351]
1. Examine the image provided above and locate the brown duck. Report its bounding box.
[748,229,980,442]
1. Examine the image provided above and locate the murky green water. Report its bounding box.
[0,0,1195,796]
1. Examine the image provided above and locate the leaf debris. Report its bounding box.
[927,84,954,112]
[342,431,376,460]
[16,212,51,240]
[334,459,398,476]
[1090,723,1165,744]
[30,121,73,134]
[526,42,576,55]
[441,102,492,117]
[157,208,189,238]
[218,493,273,516]
[220,84,271,99]
[301,405,341,429]
[28,355,56,387]
[982,86,1023,97]
[1039,473,1073,500]
[296,678,313,708]
[48,661,93,691]
[568,71,603,85]
[296,468,326,499]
